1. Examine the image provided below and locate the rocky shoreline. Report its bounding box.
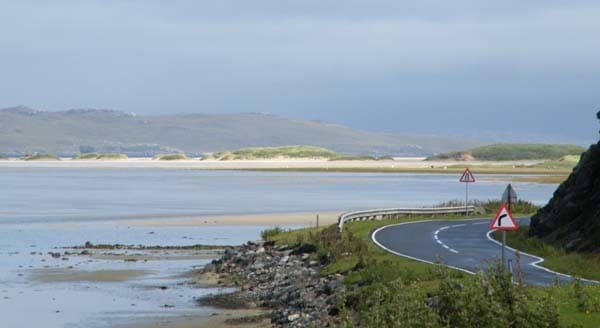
[198,240,345,327]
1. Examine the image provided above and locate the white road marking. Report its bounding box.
[485,230,599,284]
[371,219,479,276]
[433,225,460,254]
[473,222,488,225]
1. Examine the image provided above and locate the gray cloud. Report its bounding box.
[0,0,598,143]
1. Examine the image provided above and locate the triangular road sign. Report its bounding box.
[459,168,476,183]
[490,204,519,231]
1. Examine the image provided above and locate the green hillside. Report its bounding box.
[428,144,585,161]
[21,154,60,161]
[0,107,483,157]
[153,154,188,160]
[74,153,128,160]
[207,146,343,160]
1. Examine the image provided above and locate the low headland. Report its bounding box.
[427,143,585,161]
[73,153,129,160]
[20,153,61,161]
[152,153,189,160]
[203,145,391,161]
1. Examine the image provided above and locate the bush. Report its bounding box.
[340,263,560,328]
[261,227,285,240]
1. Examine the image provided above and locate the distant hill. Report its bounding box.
[0,106,483,157]
[427,144,585,161]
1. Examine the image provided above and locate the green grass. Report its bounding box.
[74,153,128,160]
[205,145,392,161]
[21,153,60,161]
[153,153,188,160]
[492,227,600,281]
[532,155,581,170]
[429,144,585,161]
[265,213,600,327]
[74,153,100,160]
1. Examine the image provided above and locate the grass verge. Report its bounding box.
[491,227,600,281]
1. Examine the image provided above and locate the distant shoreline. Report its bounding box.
[0,157,571,178]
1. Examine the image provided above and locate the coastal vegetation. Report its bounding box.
[0,154,7,160]
[263,214,600,327]
[152,153,189,160]
[73,153,128,160]
[428,144,585,161]
[20,153,60,161]
[205,145,391,161]
[492,228,600,281]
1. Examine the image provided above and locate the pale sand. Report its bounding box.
[0,157,545,170]
[126,211,342,228]
[29,268,150,283]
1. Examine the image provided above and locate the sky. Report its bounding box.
[1,0,599,144]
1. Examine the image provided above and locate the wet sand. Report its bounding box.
[126,211,341,228]
[124,309,271,328]
[30,268,150,283]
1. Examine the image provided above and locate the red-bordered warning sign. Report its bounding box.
[489,204,519,231]
[459,168,476,183]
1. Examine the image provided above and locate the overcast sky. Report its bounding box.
[1,1,599,144]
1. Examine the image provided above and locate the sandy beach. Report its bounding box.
[0,157,546,170]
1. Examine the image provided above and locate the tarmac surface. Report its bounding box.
[372,217,594,286]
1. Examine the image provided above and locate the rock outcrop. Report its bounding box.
[199,241,344,327]
[529,141,600,252]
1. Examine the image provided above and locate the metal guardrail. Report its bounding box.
[338,206,477,231]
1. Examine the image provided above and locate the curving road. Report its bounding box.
[371,218,595,286]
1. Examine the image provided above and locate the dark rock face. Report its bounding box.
[529,142,600,252]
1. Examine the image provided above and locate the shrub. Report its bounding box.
[261,227,285,240]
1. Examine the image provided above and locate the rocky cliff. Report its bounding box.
[529,141,600,252]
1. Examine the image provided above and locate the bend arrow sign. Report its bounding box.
[459,168,476,183]
[489,204,519,231]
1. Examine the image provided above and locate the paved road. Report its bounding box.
[372,218,593,286]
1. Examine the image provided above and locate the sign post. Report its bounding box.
[499,184,518,271]
[459,168,476,215]
[490,192,519,272]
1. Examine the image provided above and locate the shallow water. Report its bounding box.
[0,169,558,327]
[1,168,557,224]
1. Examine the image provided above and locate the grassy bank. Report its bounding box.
[153,153,188,160]
[205,145,390,161]
[74,153,128,160]
[263,214,600,327]
[20,153,60,161]
[429,144,585,161]
[491,227,600,281]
